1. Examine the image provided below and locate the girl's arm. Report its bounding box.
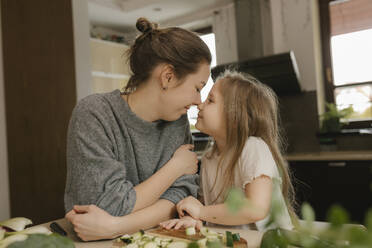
[200,175,272,225]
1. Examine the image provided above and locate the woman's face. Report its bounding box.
[195,80,226,138]
[161,63,210,121]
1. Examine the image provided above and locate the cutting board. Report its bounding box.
[148,227,248,248]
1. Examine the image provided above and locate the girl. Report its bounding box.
[65,18,211,241]
[160,71,297,231]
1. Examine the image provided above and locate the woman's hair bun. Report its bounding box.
[136,18,158,33]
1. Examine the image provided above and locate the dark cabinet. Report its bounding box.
[290,160,372,224]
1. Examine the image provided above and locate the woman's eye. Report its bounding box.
[196,88,201,93]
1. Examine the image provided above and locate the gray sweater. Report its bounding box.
[64,90,199,216]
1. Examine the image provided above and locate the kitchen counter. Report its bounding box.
[40,218,264,248]
[285,150,372,161]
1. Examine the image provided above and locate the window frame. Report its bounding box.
[318,0,372,129]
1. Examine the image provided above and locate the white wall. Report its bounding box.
[0,1,11,221]
[270,0,323,93]
[212,3,238,64]
[72,0,92,101]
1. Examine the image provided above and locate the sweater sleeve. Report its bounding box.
[64,98,136,216]
[160,121,199,204]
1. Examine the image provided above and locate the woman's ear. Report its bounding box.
[159,64,175,90]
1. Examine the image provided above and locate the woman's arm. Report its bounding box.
[67,199,177,241]
[200,176,272,225]
[132,145,198,212]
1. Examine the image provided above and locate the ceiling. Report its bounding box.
[88,0,233,32]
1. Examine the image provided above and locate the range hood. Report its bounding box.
[211,51,302,95]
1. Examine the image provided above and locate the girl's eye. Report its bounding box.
[208,98,213,103]
[196,88,201,93]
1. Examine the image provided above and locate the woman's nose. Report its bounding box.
[197,102,204,111]
[194,95,202,106]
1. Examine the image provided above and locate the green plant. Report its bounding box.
[223,186,372,248]
[320,103,353,133]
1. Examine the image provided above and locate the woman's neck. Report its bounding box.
[122,84,161,122]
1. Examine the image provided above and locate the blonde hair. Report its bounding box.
[207,70,298,223]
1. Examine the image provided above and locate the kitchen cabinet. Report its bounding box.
[90,38,130,93]
[289,158,372,224]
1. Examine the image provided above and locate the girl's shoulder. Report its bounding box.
[243,136,271,154]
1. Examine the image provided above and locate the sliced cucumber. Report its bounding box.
[206,235,219,242]
[187,241,199,248]
[185,227,196,236]
[232,233,240,241]
[144,241,158,248]
[167,241,188,248]
[197,238,207,248]
[120,234,133,244]
[200,227,209,236]
[127,243,139,248]
[207,230,217,235]
[132,231,143,240]
[225,231,233,247]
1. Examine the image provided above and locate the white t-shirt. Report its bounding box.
[199,136,293,231]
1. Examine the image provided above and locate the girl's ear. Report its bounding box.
[159,64,176,90]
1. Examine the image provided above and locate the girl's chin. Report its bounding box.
[195,122,204,132]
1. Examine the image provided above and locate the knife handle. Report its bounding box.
[50,222,67,236]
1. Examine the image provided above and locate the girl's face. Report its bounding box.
[195,80,226,138]
[161,63,210,121]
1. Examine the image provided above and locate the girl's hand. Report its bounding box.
[171,144,198,176]
[177,196,204,220]
[159,216,203,230]
[65,205,120,241]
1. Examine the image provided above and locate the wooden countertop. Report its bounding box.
[40,218,264,248]
[285,150,372,161]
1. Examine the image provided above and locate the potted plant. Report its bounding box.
[319,103,353,134]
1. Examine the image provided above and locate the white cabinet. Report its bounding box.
[90,38,130,93]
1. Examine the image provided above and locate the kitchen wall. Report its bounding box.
[0,2,11,220]
[72,0,93,101]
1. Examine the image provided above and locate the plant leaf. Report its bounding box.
[326,205,349,228]
[225,188,246,214]
[0,234,28,248]
[301,203,315,223]
[7,233,75,248]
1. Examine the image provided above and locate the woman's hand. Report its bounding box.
[65,205,120,241]
[170,144,198,176]
[159,216,203,230]
[177,196,204,220]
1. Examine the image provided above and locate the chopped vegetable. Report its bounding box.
[167,241,188,248]
[126,243,139,248]
[186,227,196,236]
[132,231,143,240]
[144,241,158,248]
[225,231,233,247]
[197,238,207,248]
[120,234,133,244]
[188,241,199,248]
[0,234,28,248]
[0,218,32,232]
[232,233,240,242]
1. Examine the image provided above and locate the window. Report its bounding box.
[319,0,372,127]
[187,32,217,132]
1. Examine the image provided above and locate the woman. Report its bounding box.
[64,18,211,241]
